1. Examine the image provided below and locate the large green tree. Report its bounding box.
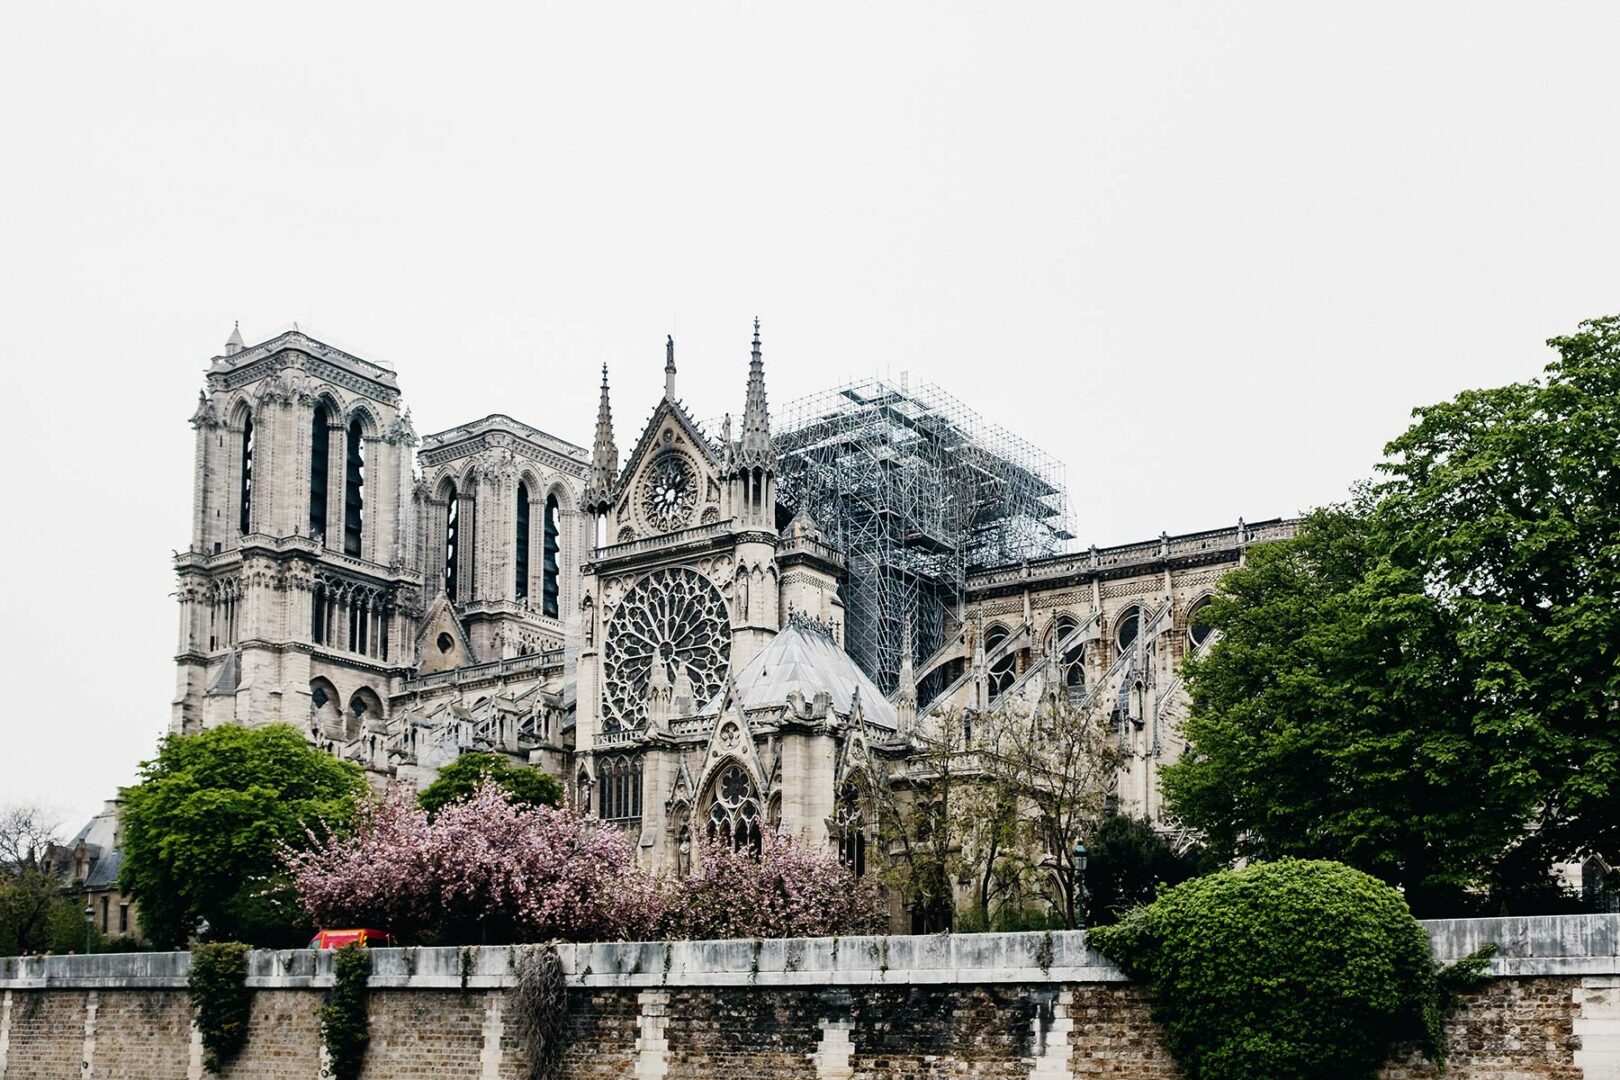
[416,752,561,816]
[1165,314,1620,911]
[120,724,365,948]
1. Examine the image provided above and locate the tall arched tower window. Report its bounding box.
[343,417,365,556]
[542,494,560,618]
[515,482,531,600]
[444,482,461,600]
[309,404,331,539]
[238,412,255,534]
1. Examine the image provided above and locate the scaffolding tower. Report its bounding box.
[774,377,1070,696]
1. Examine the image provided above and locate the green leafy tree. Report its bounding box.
[1165,314,1620,911]
[417,753,562,816]
[1082,815,1207,927]
[1090,859,1489,1080]
[1162,504,1520,913]
[120,724,365,948]
[1379,315,1620,878]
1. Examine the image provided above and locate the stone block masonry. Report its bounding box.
[0,915,1615,1079]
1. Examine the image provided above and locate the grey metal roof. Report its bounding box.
[700,622,897,730]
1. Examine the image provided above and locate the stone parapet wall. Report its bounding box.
[0,915,1616,1079]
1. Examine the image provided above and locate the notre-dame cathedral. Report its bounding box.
[174,321,1295,880]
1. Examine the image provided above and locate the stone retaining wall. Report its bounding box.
[0,915,1614,1079]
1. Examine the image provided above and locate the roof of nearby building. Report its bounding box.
[700,618,897,730]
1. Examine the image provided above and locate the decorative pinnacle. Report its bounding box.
[739,317,772,468]
[586,362,618,510]
[664,334,676,400]
[224,320,245,355]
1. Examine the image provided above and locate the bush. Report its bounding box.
[188,941,253,1074]
[1083,814,1209,926]
[1089,859,1484,1080]
[418,753,562,817]
[658,832,885,941]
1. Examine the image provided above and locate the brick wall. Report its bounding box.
[0,917,1614,1079]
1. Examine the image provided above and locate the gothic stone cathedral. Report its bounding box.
[175,322,1296,884]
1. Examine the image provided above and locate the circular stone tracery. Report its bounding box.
[639,453,698,532]
[602,567,731,732]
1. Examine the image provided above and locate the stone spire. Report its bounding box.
[664,334,677,400]
[738,317,772,469]
[224,321,245,356]
[894,622,918,737]
[584,364,618,512]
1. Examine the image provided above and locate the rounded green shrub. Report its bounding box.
[1089,859,1472,1080]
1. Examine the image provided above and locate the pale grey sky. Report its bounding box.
[2,2,1617,825]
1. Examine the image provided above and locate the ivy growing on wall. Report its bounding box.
[187,942,253,1075]
[510,945,567,1080]
[320,943,372,1080]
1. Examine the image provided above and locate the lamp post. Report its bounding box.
[83,903,94,955]
[1072,842,1088,932]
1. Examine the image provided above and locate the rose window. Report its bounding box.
[639,453,698,532]
[602,567,731,732]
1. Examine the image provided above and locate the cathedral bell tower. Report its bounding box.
[174,325,420,742]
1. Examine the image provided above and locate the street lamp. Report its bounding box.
[83,903,94,955]
[1072,842,1089,932]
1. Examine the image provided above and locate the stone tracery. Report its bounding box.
[601,567,731,732]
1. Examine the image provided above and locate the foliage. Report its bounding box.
[1166,314,1620,911]
[510,945,567,1080]
[0,802,63,873]
[320,943,371,1080]
[47,895,103,954]
[120,724,366,948]
[418,753,562,817]
[1081,815,1207,927]
[1089,860,1459,1080]
[1378,315,1620,875]
[1163,503,1526,914]
[977,694,1124,928]
[285,782,655,944]
[867,710,972,932]
[659,831,885,941]
[188,941,253,1075]
[0,871,72,955]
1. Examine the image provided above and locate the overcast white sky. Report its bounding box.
[2,3,1617,826]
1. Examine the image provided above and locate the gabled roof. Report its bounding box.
[617,396,721,489]
[699,620,897,730]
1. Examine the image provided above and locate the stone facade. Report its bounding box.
[2,916,1618,1079]
[167,322,1295,911]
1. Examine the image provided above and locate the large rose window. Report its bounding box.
[602,567,731,732]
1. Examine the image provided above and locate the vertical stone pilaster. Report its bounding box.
[1028,989,1073,1080]
[478,991,504,1079]
[1,988,13,1079]
[1576,976,1620,1077]
[633,989,669,1080]
[185,1020,203,1080]
[79,990,97,1080]
[810,1017,853,1079]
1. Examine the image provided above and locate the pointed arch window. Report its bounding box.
[515,483,531,600]
[238,412,254,534]
[343,418,365,556]
[985,623,1016,701]
[599,756,642,820]
[542,494,560,618]
[707,765,762,855]
[444,483,460,600]
[309,404,331,539]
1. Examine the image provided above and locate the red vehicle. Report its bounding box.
[309,928,396,950]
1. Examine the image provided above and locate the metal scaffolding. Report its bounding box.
[775,377,1070,696]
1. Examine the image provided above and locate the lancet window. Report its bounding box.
[309,404,331,540]
[542,494,560,618]
[343,417,365,556]
[985,623,1017,701]
[834,778,869,877]
[444,483,461,600]
[237,412,254,534]
[515,482,531,600]
[598,755,643,821]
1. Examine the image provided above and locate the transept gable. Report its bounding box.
[694,705,768,804]
[614,398,724,537]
